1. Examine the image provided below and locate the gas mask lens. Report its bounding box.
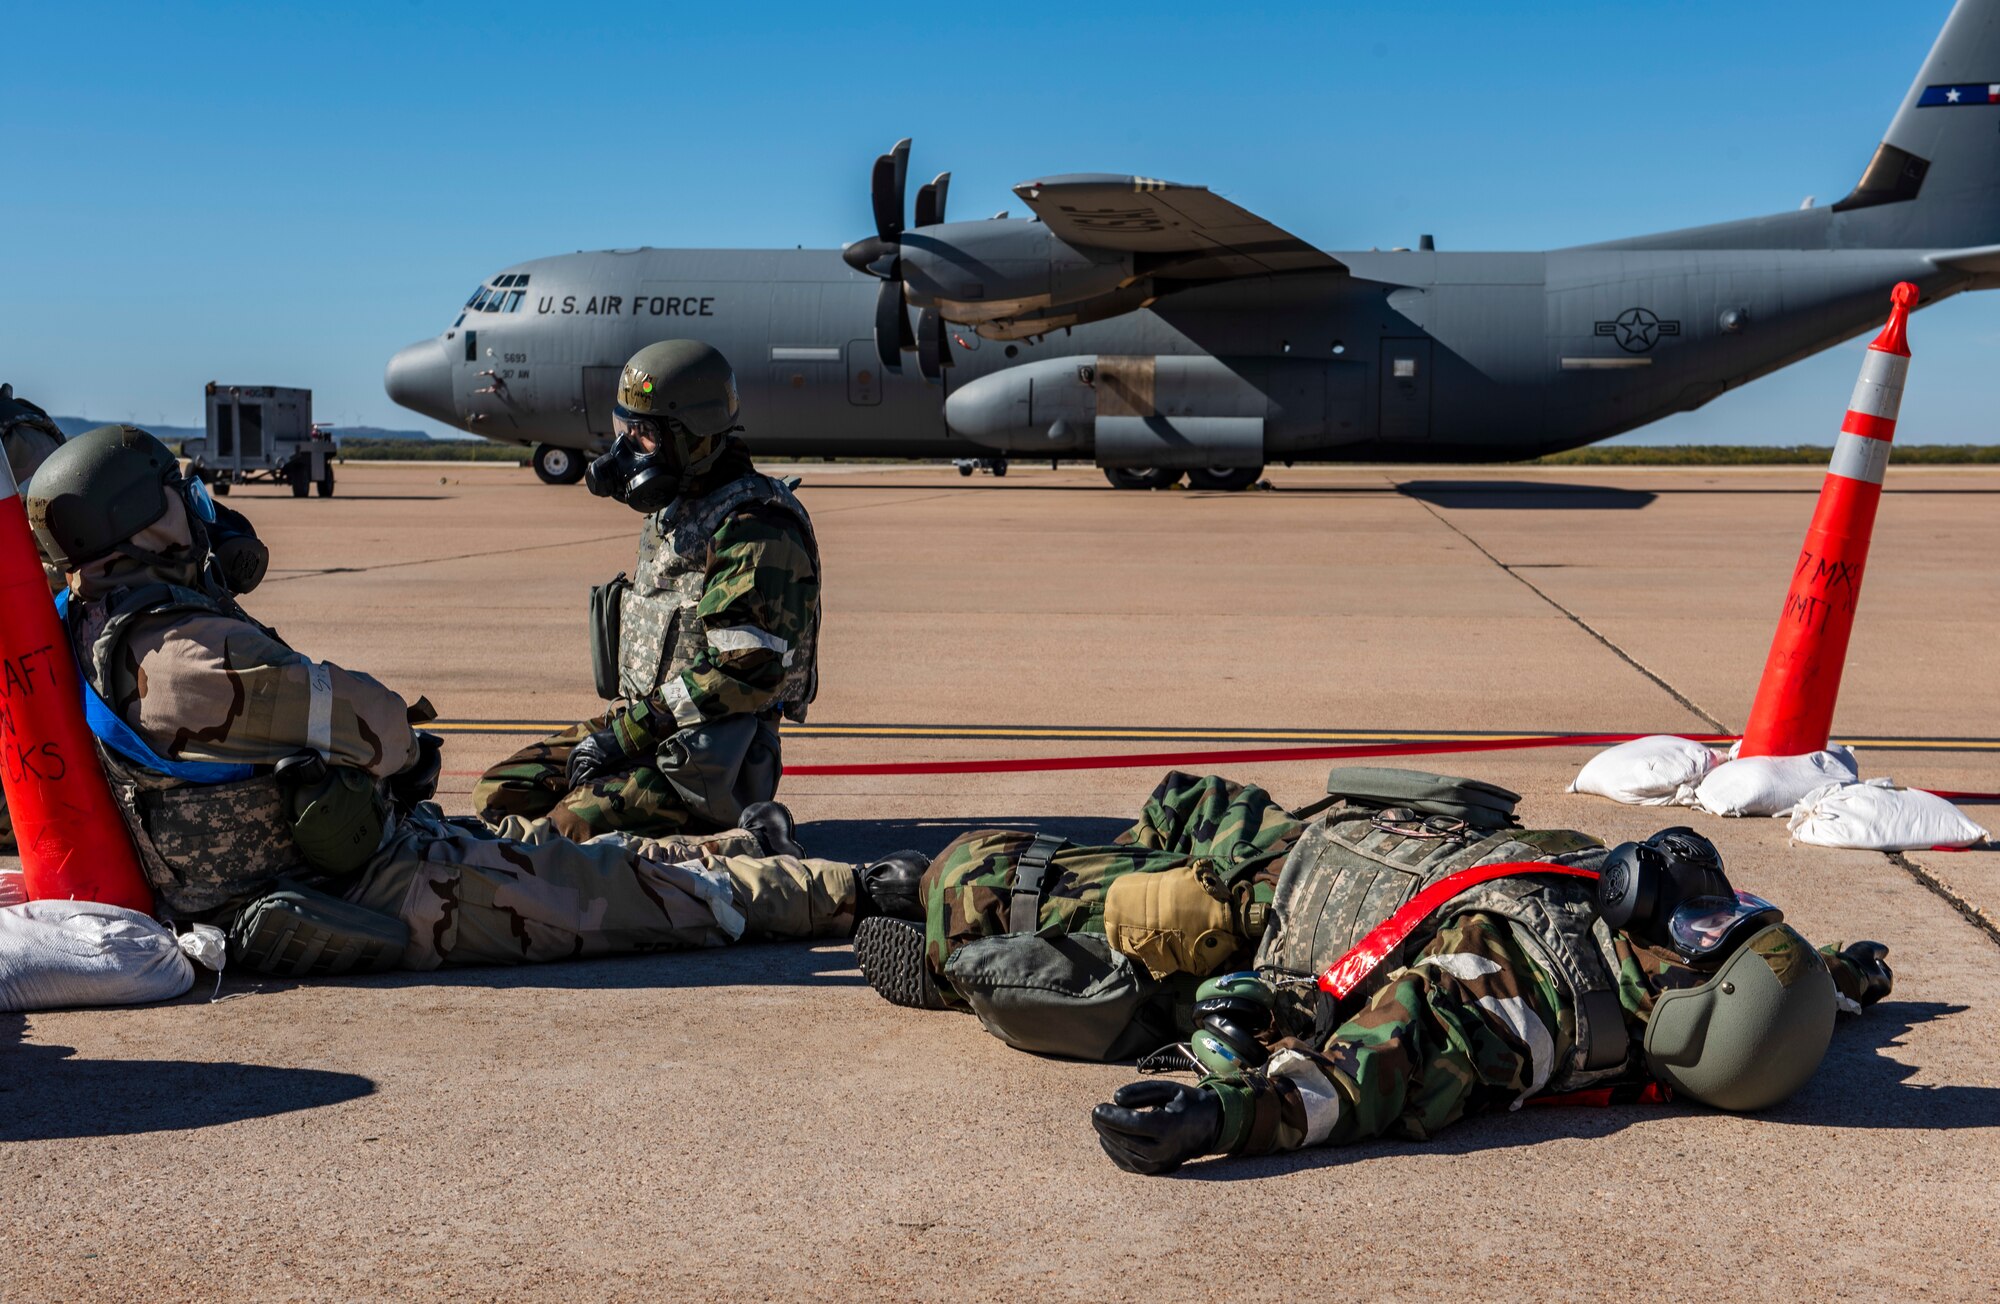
[1666,891,1782,964]
[184,475,218,524]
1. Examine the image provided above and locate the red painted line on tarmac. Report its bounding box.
[779,732,1736,777]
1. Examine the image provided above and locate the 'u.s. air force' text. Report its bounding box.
[536,294,716,317]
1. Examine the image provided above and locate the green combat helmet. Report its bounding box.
[616,339,740,477]
[0,383,67,484]
[27,424,181,569]
[1643,922,1837,1111]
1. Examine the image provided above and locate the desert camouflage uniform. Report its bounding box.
[475,444,820,841]
[0,394,67,855]
[1209,913,1880,1156]
[66,500,857,968]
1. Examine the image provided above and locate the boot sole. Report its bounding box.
[853,916,945,1010]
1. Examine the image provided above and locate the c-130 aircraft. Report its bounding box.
[386,0,2000,491]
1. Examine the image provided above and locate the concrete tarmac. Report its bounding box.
[6,461,1999,1300]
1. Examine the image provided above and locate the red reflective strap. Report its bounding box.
[1529,1082,1671,1109]
[1316,861,1602,999]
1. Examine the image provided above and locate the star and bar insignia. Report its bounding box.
[1594,307,1682,353]
[1918,83,2000,106]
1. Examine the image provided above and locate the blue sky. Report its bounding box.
[7,0,1992,444]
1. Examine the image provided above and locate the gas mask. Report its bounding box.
[586,412,682,513]
[157,474,269,595]
[1597,827,1782,967]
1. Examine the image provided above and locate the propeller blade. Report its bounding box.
[918,307,943,381]
[870,138,912,242]
[914,171,951,228]
[874,280,904,371]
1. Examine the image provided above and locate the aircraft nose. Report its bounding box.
[384,337,456,424]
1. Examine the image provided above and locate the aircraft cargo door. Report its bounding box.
[582,366,621,439]
[1380,338,1433,441]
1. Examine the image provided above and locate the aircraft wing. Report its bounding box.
[1011,173,1344,279]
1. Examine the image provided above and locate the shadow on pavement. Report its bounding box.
[1176,1000,1988,1181]
[801,815,1133,864]
[1398,481,1658,510]
[0,1012,375,1141]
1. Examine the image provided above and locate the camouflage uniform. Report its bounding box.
[475,443,820,841]
[66,497,857,969]
[0,389,66,855]
[1209,912,1878,1156]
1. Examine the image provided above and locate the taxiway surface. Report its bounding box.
[6,461,1997,1300]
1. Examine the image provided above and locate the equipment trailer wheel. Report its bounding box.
[290,464,310,498]
[1102,467,1184,490]
[534,444,587,485]
[316,465,335,498]
[1185,465,1264,492]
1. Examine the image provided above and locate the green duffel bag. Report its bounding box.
[1296,766,1523,828]
[944,932,1178,1062]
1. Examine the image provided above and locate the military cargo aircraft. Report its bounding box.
[385,0,2000,490]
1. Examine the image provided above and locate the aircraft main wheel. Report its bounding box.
[1102,466,1184,491]
[1185,465,1264,492]
[534,443,587,485]
[991,459,1007,477]
[958,462,974,477]
[316,466,335,498]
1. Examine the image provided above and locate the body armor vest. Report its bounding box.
[70,583,308,919]
[616,470,821,723]
[1257,803,1635,1094]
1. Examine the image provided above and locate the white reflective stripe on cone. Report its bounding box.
[1846,351,1909,421]
[1829,431,1893,485]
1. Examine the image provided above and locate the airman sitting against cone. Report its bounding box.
[28,423,923,976]
[851,771,1893,1175]
[475,341,821,844]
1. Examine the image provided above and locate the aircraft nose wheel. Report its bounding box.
[1185,465,1264,492]
[534,443,587,485]
[1102,467,1185,490]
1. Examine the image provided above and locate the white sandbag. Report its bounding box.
[1787,781,1991,850]
[1690,745,1860,817]
[0,900,195,1012]
[1569,735,1720,805]
[0,870,24,908]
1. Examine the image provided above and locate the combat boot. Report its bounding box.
[853,914,945,1010]
[738,801,805,859]
[857,850,929,922]
[1837,940,1893,1006]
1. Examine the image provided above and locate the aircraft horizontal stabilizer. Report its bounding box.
[1012,174,1344,279]
[1929,244,2000,290]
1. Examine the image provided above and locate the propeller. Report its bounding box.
[842,139,953,379]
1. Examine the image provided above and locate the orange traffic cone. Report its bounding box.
[0,453,153,912]
[1738,281,1918,759]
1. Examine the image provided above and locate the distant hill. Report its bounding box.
[51,417,434,442]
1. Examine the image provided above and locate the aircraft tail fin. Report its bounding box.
[1837,0,2000,247]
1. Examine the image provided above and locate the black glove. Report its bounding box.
[1090,1080,1223,1176]
[1837,940,1893,1006]
[389,730,443,808]
[566,726,635,789]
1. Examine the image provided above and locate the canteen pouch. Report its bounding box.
[589,573,630,701]
[943,932,1174,1062]
[283,765,387,879]
[1102,863,1241,981]
[229,882,410,977]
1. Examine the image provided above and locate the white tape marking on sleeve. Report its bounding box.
[1475,994,1556,1103]
[305,661,334,759]
[660,673,700,727]
[1265,1049,1344,1146]
[1417,952,1502,980]
[705,625,791,656]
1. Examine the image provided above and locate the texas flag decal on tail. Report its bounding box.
[1918,82,2000,106]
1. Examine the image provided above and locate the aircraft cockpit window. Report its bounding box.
[465,287,484,307]
[505,290,525,313]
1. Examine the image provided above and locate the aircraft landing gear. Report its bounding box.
[952,457,1008,478]
[1185,465,1264,492]
[1102,467,1184,490]
[534,443,587,485]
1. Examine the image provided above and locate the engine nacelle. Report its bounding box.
[944,355,1331,469]
[899,221,1134,333]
